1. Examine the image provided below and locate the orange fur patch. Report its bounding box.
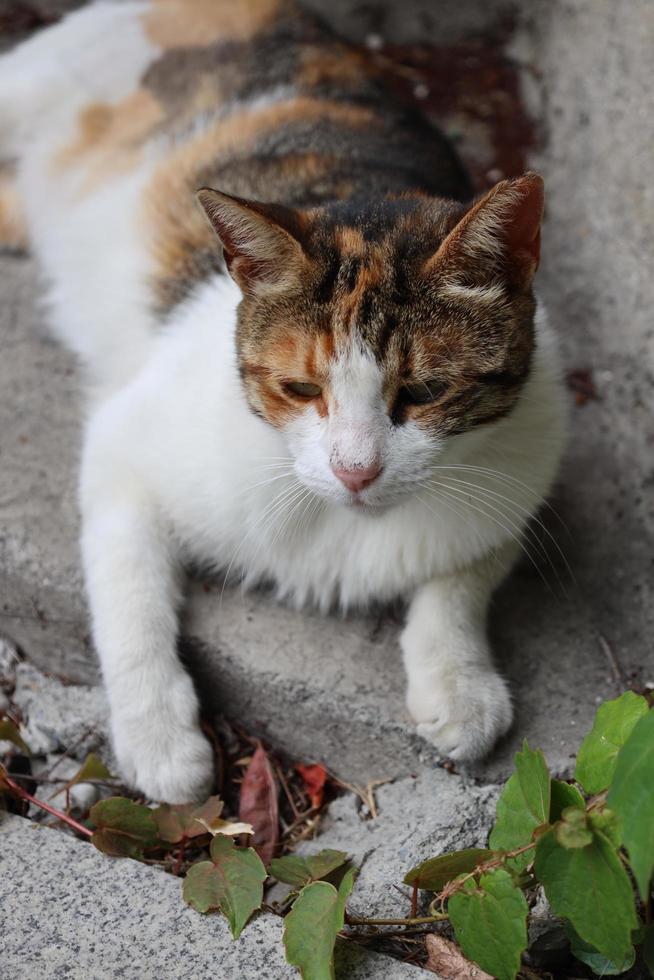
[54,90,164,192]
[0,169,28,251]
[299,45,371,89]
[242,326,339,426]
[143,0,283,48]
[145,98,376,303]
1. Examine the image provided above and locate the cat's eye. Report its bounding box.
[401,379,449,406]
[284,380,322,399]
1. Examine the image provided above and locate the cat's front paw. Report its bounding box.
[113,720,214,803]
[407,668,513,761]
[110,678,214,803]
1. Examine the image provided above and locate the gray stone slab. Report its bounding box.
[300,769,501,919]
[0,815,423,979]
[1,0,653,794]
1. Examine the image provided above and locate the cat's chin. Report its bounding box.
[343,494,395,515]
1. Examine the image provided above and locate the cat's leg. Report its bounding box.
[81,451,213,803]
[401,546,516,760]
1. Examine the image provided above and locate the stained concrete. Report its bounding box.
[0,815,424,980]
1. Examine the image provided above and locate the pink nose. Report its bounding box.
[331,462,382,493]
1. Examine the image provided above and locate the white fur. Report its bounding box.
[2,4,567,801]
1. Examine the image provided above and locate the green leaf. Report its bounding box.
[549,779,584,822]
[182,835,266,938]
[608,707,654,899]
[269,849,348,887]
[588,807,622,848]
[489,741,550,870]
[554,807,593,849]
[152,796,225,843]
[404,848,495,892]
[642,923,654,977]
[448,868,528,980]
[0,718,30,755]
[565,923,635,975]
[89,797,160,858]
[575,691,648,794]
[283,867,356,980]
[534,826,638,964]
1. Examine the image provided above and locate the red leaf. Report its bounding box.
[296,763,327,810]
[238,743,279,866]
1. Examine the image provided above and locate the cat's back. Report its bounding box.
[3,0,471,364]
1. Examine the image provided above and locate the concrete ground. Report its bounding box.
[1,0,653,975]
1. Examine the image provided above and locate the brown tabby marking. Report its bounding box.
[145,98,377,308]
[142,0,284,49]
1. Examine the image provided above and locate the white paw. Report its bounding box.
[110,678,214,803]
[407,669,513,761]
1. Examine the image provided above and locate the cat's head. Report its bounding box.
[198,174,543,509]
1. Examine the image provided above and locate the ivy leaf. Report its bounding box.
[489,741,550,870]
[575,691,648,794]
[89,797,160,859]
[554,807,593,849]
[448,868,528,980]
[152,796,225,843]
[549,779,584,822]
[534,825,638,964]
[51,752,112,800]
[608,706,654,899]
[588,807,622,848]
[182,835,266,938]
[269,849,348,887]
[0,718,30,755]
[404,848,495,892]
[283,867,356,979]
[565,923,636,975]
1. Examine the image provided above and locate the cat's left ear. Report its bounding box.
[197,188,309,296]
[429,172,544,288]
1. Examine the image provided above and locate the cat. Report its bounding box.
[0,0,566,802]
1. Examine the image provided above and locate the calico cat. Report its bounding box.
[0,0,566,802]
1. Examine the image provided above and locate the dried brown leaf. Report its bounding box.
[425,934,493,980]
[238,742,279,866]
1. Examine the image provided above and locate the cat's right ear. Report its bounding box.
[197,188,309,296]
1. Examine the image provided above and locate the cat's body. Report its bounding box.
[1,0,566,802]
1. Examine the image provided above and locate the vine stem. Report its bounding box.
[345,913,449,927]
[1,768,93,838]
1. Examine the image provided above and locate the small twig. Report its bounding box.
[410,881,418,919]
[345,913,448,927]
[1,768,93,838]
[281,806,317,839]
[438,841,537,902]
[272,758,300,820]
[598,633,628,689]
